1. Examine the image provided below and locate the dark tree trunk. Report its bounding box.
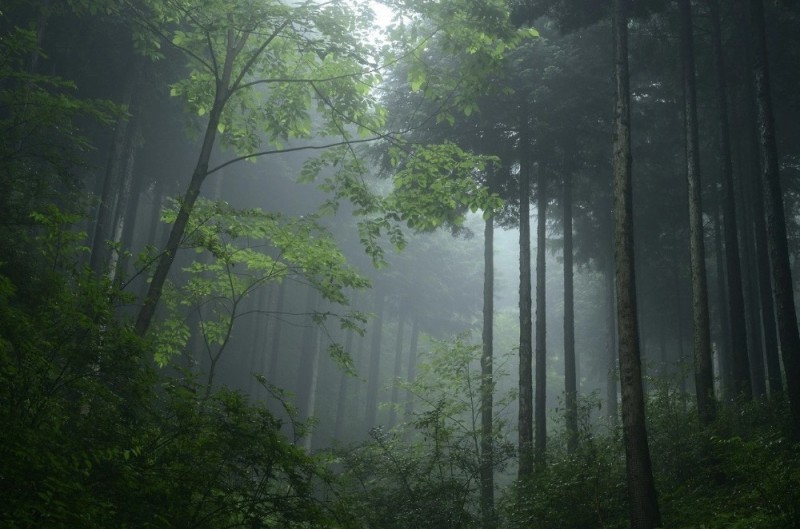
[365,290,385,430]
[518,131,534,480]
[89,62,137,277]
[680,0,715,425]
[612,1,662,526]
[752,194,782,395]
[563,172,578,453]
[534,164,547,467]
[713,194,733,401]
[480,212,496,529]
[708,0,750,403]
[748,0,800,438]
[605,256,619,428]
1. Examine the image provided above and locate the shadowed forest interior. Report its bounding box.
[2,1,800,528]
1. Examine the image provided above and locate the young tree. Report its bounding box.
[129,0,385,336]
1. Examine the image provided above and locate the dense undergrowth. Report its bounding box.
[2,214,799,529]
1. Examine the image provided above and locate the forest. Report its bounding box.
[2,0,800,527]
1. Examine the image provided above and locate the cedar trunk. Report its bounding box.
[518,142,534,480]
[534,163,547,466]
[480,213,496,529]
[563,172,578,453]
[749,0,800,438]
[679,0,715,424]
[612,1,662,526]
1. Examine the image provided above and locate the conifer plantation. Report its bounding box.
[3,1,800,528]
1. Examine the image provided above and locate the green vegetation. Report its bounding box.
[3,0,800,528]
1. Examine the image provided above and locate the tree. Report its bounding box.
[518,110,535,479]
[129,0,385,336]
[707,0,751,402]
[678,0,715,423]
[747,0,800,439]
[611,0,662,526]
[534,158,548,466]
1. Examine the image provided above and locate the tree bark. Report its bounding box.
[680,0,715,424]
[89,61,137,277]
[388,307,406,427]
[563,172,578,453]
[366,289,385,430]
[605,257,619,428]
[480,211,496,529]
[404,314,420,423]
[518,125,534,480]
[708,0,751,403]
[534,164,547,467]
[612,0,662,526]
[748,0,800,438]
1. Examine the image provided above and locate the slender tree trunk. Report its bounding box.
[534,164,547,466]
[296,286,319,420]
[480,212,496,529]
[680,0,715,424]
[753,202,782,395]
[518,128,534,480]
[748,0,800,438]
[267,279,286,381]
[334,322,357,440]
[606,255,619,428]
[108,115,142,282]
[612,1,662,526]
[563,172,578,453]
[708,0,751,402]
[366,289,385,430]
[134,33,245,337]
[89,63,137,277]
[303,325,322,451]
[388,307,406,427]
[713,194,733,401]
[404,314,420,423]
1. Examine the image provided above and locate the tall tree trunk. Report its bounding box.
[334,322,357,440]
[303,326,322,451]
[480,211,496,529]
[753,192,782,395]
[388,306,406,427]
[296,286,319,420]
[748,0,800,438]
[713,194,733,401]
[366,289,385,430]
[605,255,619,428]
[708,0,751,402]
[563,172,578,453]
[612,1,662,526]
[518,128,534,480]
[680,0,715,424]
[534,164,547,467]
[267,279,286,381]
[134,33,245,336]
[89,62,137,277]
[404,314,420,423]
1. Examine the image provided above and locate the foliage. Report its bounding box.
[0,209,347,529]
[150,198,370,369]
[335,333,515,529]
[0,20,119,226]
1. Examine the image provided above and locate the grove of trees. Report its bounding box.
[3,0,800,528]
